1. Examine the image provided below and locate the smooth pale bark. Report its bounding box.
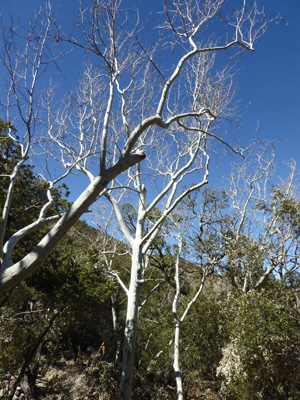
[0,163,24,260]
[173,243,184,400]
[118,244,143,400]
[118,182,146,400]
[113,138,209,399]
[172,233,208,399]
[173,320,183,400]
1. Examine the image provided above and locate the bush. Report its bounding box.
[217,289,300,399]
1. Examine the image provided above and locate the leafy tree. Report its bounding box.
[0,119,71,262]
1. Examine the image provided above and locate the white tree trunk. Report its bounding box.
[173,240,184,400]
[173,320,184,400]
[111,292,118,332]
[111,292,122,362]
[119,244,143,400]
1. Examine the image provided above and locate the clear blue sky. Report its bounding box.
[1,0,300,198]
[237,1,300,162]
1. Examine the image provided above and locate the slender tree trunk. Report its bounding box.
[119,244,143,400]
[111,292,122,362]
[172,239,184,400]
[111,292,118,332]
[174,320,183,399]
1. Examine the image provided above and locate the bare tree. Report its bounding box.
[224,143,277,292]
[224,147,300,293]
[186,143,274,291]
[0,1,270,397]
[81,2,269,396]
[255,160,300,302]
[187,141,300,298]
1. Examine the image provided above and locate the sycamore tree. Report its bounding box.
[86,3,270,398]
[186,143,300,297]
[0,1,271,398]
[0,0,269,298]
[168,213,213,400]
[224,155,300,293]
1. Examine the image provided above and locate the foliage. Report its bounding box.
[226,235,268,289]
[0,120,71,262]
[217,287,300,399]
[0,222,117,398]
[0,135,117,397]
[180,281,227,387]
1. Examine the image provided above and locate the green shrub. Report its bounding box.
[217,289,300,399]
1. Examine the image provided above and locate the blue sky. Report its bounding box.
[237,1,300,162]
[1,0,300,198]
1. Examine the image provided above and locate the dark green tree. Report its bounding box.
[0,119,70,262]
